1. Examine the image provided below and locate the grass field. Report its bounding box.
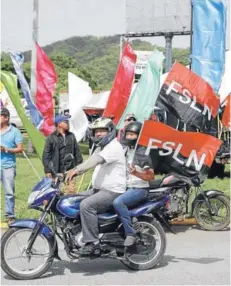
[0,146,230,222]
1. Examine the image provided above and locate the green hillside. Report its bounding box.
[1,35,190,92]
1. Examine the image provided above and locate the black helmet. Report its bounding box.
[88,117,116,148]
[121,121,142,147]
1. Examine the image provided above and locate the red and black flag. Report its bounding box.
[156,62,220,132]
[221,94,231,129]
[137,121,222,182]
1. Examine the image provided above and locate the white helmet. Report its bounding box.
[88,117,116,147]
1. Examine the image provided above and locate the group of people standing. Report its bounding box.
[1,108,154,255]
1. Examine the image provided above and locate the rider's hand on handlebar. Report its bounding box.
[65,168,79,183]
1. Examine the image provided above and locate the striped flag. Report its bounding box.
[10,51,43,129]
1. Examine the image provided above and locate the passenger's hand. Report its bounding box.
[65,168,79,183]
[129,165,137,175]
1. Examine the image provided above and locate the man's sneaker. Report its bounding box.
[78,242,101,256]
[124,235,136,247]
[6,217,15,225]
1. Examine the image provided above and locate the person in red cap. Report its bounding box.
[42,114,83,194]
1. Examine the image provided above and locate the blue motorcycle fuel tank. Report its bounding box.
[56,195,85,219]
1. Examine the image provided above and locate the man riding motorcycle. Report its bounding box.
[66,117,126,255]
[113,121,154,246]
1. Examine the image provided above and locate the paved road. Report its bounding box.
[1,225,230,285]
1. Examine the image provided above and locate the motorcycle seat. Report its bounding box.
[149,179,162,189]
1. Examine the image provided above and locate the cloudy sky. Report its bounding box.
[1,0,191,52]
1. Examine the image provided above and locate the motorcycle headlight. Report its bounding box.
[28,191,40,206]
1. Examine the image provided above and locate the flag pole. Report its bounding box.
[23,151,41,180]
[28,0,39,153]
[31,0,38,100]
[130,121,145,165]
[189,0,193,70]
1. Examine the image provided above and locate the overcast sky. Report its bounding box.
[1,0,191,52]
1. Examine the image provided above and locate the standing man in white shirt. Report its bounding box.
[66,117,126,255]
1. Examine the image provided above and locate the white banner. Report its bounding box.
[68,72,92,142]
[134,50,152,75]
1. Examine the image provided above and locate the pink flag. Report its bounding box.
[36,42,57,136]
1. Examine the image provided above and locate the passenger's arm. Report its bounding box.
[130,165,154,181]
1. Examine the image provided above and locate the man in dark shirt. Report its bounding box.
[42,114,83,194]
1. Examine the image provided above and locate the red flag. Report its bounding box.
[103,42,137,125]
[221,94,231,128]
[138,120,222,179]
[36,42,57,136]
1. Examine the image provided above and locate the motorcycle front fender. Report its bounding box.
[191,189,225,215]
[9,219,60,260]
[9,219,53,239]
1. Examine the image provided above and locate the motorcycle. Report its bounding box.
[1,162,167,280]
[148,174,230,232]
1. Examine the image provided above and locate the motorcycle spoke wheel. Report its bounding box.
[194,195,230,231]
[123,220,165,267]
[1,228,54,280]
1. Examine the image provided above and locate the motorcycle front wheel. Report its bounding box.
[121,217,166,270]
[194,195,230,231]
[1,227,54,280]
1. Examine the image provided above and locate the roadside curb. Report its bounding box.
[0,223,8,230]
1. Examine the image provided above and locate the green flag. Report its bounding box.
[117,49,164,129]
[0,71,45,159]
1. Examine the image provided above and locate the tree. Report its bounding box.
[1,53,14,73]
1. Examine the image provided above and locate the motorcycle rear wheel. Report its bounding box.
[194,195,230,231]
[121,217,166,270]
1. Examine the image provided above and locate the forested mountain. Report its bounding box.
[1,35,190,93]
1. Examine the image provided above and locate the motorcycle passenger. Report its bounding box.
[117,113,137,143]
[113,121,154,246]
[65,117,126,255]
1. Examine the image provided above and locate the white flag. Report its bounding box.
[68,72,92,142]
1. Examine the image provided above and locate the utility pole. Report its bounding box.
[28,0,39,153]
[119,35,124,59]
[31,0,38,100]
[165,33,173,72]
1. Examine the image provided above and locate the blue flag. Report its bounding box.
[10,51,43,128]
[191,0,226,93]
